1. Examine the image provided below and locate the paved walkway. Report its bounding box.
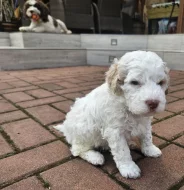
[0,66,183,190]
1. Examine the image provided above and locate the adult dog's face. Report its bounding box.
[106,51,170,116]
[24,0,49,21]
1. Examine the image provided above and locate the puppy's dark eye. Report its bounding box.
[158,80,165,86]
[130,81,140,85]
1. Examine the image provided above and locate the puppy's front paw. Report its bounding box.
[142,145,162,157]
[19,27,28,32]
[119,161,141,179]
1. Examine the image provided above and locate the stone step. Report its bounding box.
[0,39,11,47]
[0,49,86,70]
[0,32,9,38]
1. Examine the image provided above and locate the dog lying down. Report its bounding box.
[19,0,71,34]
[54,51,170,179]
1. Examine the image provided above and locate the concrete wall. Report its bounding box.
[0,32,184,71]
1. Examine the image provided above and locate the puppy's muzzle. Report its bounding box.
[145,100,159,111]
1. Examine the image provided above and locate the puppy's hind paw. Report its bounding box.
[119,161,141,179]
[80,150,105,165]
[66,30,72,34]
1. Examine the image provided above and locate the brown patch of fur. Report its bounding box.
[106,63,124,96]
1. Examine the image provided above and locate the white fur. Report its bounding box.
[54,51,170,179]
[19,0,72,34]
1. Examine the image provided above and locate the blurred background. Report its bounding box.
[0,0,183,34]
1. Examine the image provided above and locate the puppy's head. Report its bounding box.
[106,51,170,116]
[23,0,49,22]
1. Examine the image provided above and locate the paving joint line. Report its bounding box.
[168,176,184,190]
[1,95,68,146]
[0,156,74,189]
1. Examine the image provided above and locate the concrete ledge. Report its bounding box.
[0,32,184,71]
[0,49,86,70]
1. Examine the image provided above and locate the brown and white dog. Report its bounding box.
[19,0,72,34]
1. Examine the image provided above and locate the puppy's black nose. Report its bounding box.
[30,11,34,13]
[146,100,159,110]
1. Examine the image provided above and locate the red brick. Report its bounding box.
[39,83,63,91]
[21,77,40,82]
[63,92,84,100]
[56,81,79,88]
[115,145,184,190]
[174,135,184,146]
[82,90,92,95]
[17,96,66,108]
[3,92,34,103]
[102,151,142,175]
[0,86,38,94]
[41,159,124,190]
[26,105,65,125]
[2,119,55,150]
[153,115,184,140]
[8,81,31,88]
[0,83,13,90]
[52,100,74,113]
[54,85,98,95]
[33,79,61,85]
[64,78,86,84]
[0,134,13,157]
[169,84,184,93]
[171,78,184,86]
[2,176,45,190]
[0,141,71,185]
[154,111,173,120]
[0,111,28,125]
[26,89,55,98]
[166,100,184,113]
[166,95,178,103]
[0,99,17,113]
[0,75,15,80]
[169,90,184,98]
[78,81,103,87]
[152,136,166,147]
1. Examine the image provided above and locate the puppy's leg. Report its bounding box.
[105,128,141,179]
[19,22,36,32]
[19,26,33,32]
[70,143,104,165]
[79,150,105,165]
[57,19,72,34]
[140,123,162,157]
[32,27,45,33]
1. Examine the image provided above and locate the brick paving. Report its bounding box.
[0,66,183,190]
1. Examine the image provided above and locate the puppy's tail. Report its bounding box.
[53,124,64,132]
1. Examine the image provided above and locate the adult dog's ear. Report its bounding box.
[37,1,49,22]
[23,1,30,18]
[106,58,124,96]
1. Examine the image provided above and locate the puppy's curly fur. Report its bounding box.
[55,51,170,179]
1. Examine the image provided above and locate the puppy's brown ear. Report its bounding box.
[106,59,124,96]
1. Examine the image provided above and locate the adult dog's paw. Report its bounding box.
[19,27,28,32]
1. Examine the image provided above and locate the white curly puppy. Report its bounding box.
[55,51,170,179]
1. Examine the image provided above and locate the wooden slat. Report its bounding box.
[148,6,179,19]
[177,0,184,33]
